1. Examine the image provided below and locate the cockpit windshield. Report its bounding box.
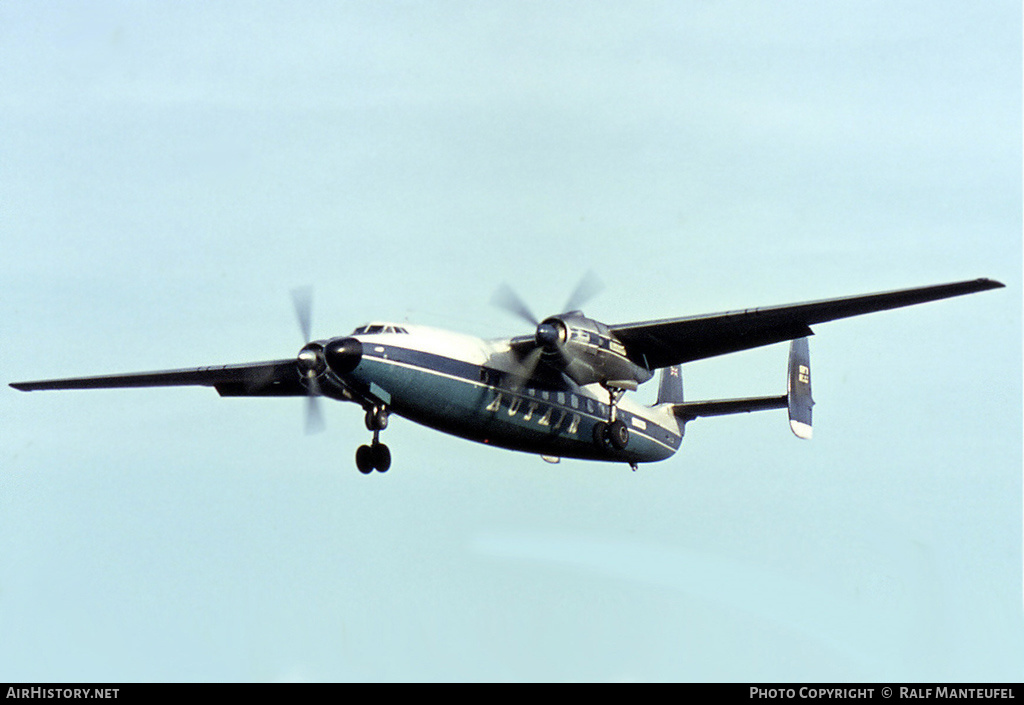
[352,324,409,335]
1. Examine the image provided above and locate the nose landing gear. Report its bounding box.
[356,405,391,474]
[355,441,390,474]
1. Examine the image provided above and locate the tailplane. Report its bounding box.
[666,337,814,439]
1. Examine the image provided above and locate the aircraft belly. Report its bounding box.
[350,352,678,464]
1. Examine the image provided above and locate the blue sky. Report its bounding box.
[1,1,1020,681]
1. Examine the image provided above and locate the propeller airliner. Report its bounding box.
[10,277,1004,473]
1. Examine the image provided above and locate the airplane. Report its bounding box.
[9,277,1004,474]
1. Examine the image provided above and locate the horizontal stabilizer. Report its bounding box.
[669,338,814,439]
[672,395,787,422]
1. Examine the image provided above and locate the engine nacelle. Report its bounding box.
[539,312,653,389]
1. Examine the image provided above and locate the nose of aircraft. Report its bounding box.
[324,337,363,374]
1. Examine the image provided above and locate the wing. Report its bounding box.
[610,278,1005,369]
[10,359,306,397]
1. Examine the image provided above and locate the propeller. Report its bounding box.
[292,286,314,345]
[561,270,604,314]
[491,271,604,324]
[490,283,539,327]
[490,272,604,388]
[291,286,326,434]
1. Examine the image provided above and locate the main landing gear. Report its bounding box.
[355,405,391,474]
[592,385,630,452]
[592,418,629,451]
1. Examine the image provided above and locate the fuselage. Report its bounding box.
[327,322,682,464]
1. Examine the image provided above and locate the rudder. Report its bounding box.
[788,337,813,439]
[656,364,684,404]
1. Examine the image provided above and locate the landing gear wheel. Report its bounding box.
[356,445,374,474]
[371,443,391,473]
[593,421,610,451]
[606,420,629,450]
[355,443,392,473]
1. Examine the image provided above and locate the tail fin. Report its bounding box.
[787,337,813,438]
[656,365,684,404]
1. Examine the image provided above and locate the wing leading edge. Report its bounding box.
[611,278,1004,370]
[10,279,1005,394]
[10,359,306,397]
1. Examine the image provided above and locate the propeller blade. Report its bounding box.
[291,288,324,433]
[562,270,604,314]
[291,286,314,343]
[508,346,544,392]
[491,283,539,326]
[304,374,325,434]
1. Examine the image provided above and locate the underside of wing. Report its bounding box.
[10,359,306,397]
[610,278,1004,369]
